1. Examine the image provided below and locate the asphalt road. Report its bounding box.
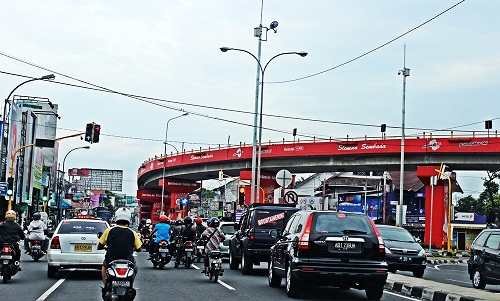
[1,250,445,301]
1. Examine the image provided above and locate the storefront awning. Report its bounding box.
[452,223,486,230]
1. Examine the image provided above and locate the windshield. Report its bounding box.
[58,220,108,234]
[220,224,236,235]
[378,227,415,242]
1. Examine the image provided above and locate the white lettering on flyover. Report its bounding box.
[257,212,285,226]
[338,143,387,151]
[190,153,214,161]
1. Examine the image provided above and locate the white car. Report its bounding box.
[47,218,109,278]
[219,222,236,258]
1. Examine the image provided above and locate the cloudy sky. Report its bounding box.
[1,0,498,198]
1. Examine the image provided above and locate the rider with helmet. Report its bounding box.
[174,216,196,268]
[201,217,225,273]
[0,210,26,270]
[24,212,49,254]
[148,215,171,259]
[98,208,142,290]
[137,218,147,233]
[195,217,206,237]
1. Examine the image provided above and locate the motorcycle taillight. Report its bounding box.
[186,242,193,247]
[115,268,128,276]
[2,246,11,253]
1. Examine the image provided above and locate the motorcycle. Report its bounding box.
[151,240,171,269]
[140,233,151,252]
[0,243,20,284]
[180,240,195,268]
[103,259,136,301]
[205,250,223,282]
[29,240,45,262]
[195,237,205,263]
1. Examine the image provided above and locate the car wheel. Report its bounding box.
[472,267,486,289]
[229,249,240,270]
[47,265,58,278]
[268,260,282,288]
[365,283,384,300]
[286,263,301,297]
[413,268,425,278]
[241,251,253,275]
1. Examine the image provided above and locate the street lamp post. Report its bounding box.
[1,74,55,213]
[220,47,307,203]
[161,112,188,215]
[59,146,90,220]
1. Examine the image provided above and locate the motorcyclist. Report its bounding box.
[201,217,225,273]
[0,210,26,270]
[174,216,196,268]
[195,217,206,237]
[24,212,49,254]
[137,218,146,233]
[98,207,142,296]
[148,215,171,260]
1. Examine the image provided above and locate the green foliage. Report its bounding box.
[456,195,487,215]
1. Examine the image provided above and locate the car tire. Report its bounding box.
[365,283,384,300]
[472,267,486,289]
[413,268,425,278]
[229,248,240,270]
[286,263,301,298]
[268,260,282,288]
[47,265,58,278]
[241,251,253,275]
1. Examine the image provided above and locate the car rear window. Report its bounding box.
[313,213,372,234]
[58,220,108,234]
[254,210,287,228]
[378,227,414,242]
[220,224,236,235]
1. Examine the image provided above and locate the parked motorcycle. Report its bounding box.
[0,243,20,284]
[151,240,171,269]
[205,250,223,282]
[180,241,195,268]
[29,240,45,262]
[103,259,136,301]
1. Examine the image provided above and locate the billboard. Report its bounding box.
[72,168,123,191]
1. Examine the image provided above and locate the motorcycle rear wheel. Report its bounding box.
[213,269,219,282]
[2,265,9,283]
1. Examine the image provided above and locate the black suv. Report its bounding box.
[229,203,300,274]
[268,211,388,300]
[467,228,500,289]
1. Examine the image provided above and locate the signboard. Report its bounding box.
[276,169,292,187]
[72,169,123,191]
[0,182,8,196]
[284,191,298,204]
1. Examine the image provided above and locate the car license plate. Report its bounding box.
[112,280,130,287]
[74,244,92,252]
[0,255,12,259]
[399,256,412,262]
[333,242,357,250]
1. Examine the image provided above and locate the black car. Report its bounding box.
[229,203,300,275]
[268,210,388,300]
[467,228,500,289]
[376,225,426,277]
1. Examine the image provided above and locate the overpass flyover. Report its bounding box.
[137,134,500,190]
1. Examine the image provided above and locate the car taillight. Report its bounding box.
[116,268,128,276]
[367,217,385,253]
[298,214,314,250]
[50,236,61,249]
[2,246,11,253]
[249,234,255,241]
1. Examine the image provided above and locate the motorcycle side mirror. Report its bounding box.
[97,232,103,238]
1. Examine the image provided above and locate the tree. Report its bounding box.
[455,195,487,215]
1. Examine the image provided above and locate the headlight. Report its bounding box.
[418,249,426,257]
[385,246,392,254]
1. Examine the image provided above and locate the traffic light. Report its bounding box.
[238,187,245,205]
[92,124,100,143]
[7,177,13,196]
[85,123,93,142]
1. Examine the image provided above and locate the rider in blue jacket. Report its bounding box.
[148,215,171,259]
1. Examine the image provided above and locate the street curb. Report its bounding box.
[426,259,466,265]
[385,280,486,301]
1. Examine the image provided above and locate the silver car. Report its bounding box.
[47,218,109,278]
[219,222,236,259]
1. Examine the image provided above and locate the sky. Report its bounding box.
[0,0,498,199]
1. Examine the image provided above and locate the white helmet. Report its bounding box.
[145,218,152,226]
[114,207,131,224]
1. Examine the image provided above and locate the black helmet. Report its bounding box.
[176,220,183,226]
[141,218,146,223]
[33,213,41,220]
[183,216,193,225]
[208,218,219,228]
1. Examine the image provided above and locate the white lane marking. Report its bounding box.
[36,268,75,301]
[218,280,236,291]
[385,290,420,300]
[192,264,235,290]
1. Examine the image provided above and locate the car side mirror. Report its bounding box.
[97,232,103,238]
